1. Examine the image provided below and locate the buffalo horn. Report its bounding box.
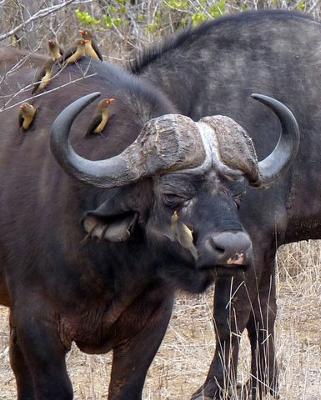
[251,93,300,188]
[50,93,206,188]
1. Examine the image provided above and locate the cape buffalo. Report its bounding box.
[128,9,321,399]
[0,30,298,400]
[0,47,47,76]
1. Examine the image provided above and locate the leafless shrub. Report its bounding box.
[2,1,321,63]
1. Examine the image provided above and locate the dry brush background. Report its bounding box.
[1,1,321,399]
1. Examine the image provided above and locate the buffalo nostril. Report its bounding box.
[207,237,225,254]
[212,241,225,254]
[208,237,224,254]
[206,231,252,264]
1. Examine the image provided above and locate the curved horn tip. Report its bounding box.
[51,92,101,132]
[250,93,295,115]
[78,92,101,110]
[250,93,299,127]
[249,92,300,188]
[79,92,101,104]
[250,93,277,105]
[250,93,299,132]
[251,93,268,100]
[72,92,102,110]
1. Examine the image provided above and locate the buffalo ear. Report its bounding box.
[82,212,138,242]
[82,198,138,242]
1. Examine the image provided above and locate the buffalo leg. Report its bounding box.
[9,317,35,400]
[246,255,278,399]
[191,274,258,400]
[11,305,72,400]
[108,296,173,400]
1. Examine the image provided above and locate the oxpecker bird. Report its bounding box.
[79,30,103,61]
[19,103,37,130]
[64,39,88,65]
[86,98,115,136]
[31,40,63,93]
[171,211,197,260]
[32,59,54,93]
[48,39,63,61]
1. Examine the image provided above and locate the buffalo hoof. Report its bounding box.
[240,380,279,400]
[190,383,223,400]
[191,392,213,400]
[191,380,279,400]
[191,382,250,400]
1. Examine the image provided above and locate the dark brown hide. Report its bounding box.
[131,10,321,399]
[0,58,180,399]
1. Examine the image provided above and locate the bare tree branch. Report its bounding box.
[0,72,97,112]
[0,0,76,42]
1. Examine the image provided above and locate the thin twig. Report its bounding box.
[0,0,76,42]
[0,72,97,112]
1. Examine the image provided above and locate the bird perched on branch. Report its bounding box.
[86,98,115,136]
[48,39,63,61]
[79,30,103,61]
[18,103,37,130]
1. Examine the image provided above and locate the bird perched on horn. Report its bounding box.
[18,103,37,130]
[86,98,115,136]
[79,30,103,61]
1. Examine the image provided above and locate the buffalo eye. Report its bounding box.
[163,193,188,209]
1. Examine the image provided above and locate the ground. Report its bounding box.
[0,242,320,400]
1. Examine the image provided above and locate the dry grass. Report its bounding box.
[0,241,321,399]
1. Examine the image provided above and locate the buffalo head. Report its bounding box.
[50,92,299,281]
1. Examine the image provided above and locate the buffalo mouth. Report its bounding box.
[164,240,250,272]
[196,256,250,270]
[226,252,246,265]
[158,230,252,271]
[198,263,250,271]
[196,263,250,280]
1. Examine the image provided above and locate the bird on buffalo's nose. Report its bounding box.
[85,98,115,136]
